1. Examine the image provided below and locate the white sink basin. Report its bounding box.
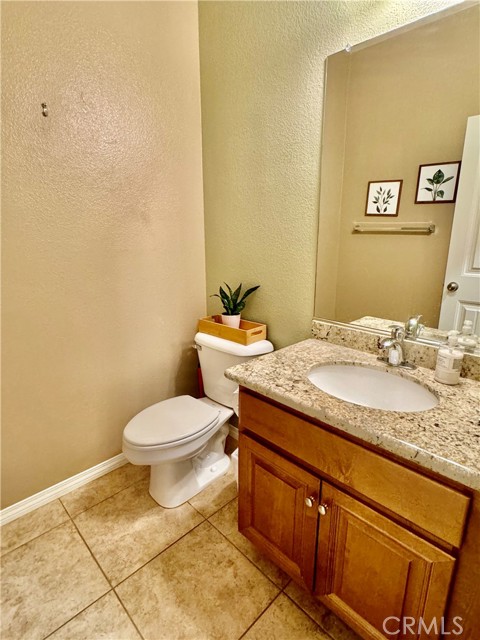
[307,364,438,412]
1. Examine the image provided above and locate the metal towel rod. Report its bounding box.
[352,222,435,235]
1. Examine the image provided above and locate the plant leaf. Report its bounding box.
[376,205,380,213]
[219,286,232,313]
[432,169,444,184]
[231,283,242,306]
[219,285,229,301]
[422,187,433,192]
[437,190,445,198]
[238,285,260,306]
[426,178,434,185]
[442,176,454,184]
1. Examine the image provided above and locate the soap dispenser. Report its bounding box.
[457,320,478,350]
[434,332,464,385]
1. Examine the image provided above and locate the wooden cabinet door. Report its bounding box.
[238,433,320,590]
[315,483,455,640]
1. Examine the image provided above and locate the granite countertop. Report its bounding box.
[225,339,480,491]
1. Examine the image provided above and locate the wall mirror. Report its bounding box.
[314,2,480,345]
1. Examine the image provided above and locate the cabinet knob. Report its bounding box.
[305,496,316,508]
[318,503,329,516]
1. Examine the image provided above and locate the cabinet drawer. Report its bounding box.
[239,391,470,548]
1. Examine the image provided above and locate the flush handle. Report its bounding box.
[447,282,459,292]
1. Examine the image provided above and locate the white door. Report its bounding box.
[439,115,480,332]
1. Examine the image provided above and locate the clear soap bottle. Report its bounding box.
[434,332,464,385]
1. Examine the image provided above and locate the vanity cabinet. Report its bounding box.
[238,389,472,640]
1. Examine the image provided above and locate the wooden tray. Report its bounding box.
[198,316,267,346]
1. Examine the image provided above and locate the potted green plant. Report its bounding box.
[211,282,260,328]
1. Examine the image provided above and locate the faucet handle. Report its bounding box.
[405,315,424,339]
[388,325,405,340]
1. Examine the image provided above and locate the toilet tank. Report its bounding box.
[194,332,273,408]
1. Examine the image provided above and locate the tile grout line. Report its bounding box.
[187,501,211,519]
[237,591,283,640]
[66,480,235,591]
[113,518,207,589]
[63,472,168,591]
[67,503,147,639]
[0,472,148,557]
[69,516,115,590]
[111,589,146,640]
[58,498,70,517]
[41,590,115,640]
[282,591,340,640]
[190,491,238,520]
[207,515,286,592]
[110,490,240,590]
[60,472,150,519]
[0,515,71,559]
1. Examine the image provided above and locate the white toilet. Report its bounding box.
[122,332,273,508]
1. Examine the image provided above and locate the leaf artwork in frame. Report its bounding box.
[365,180,403,216]
[415,162,461,204]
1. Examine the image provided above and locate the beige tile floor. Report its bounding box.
[1,462,360,640]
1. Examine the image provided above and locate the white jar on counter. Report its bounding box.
[434,333,464,385]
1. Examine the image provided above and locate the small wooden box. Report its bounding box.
[198,316,267,346]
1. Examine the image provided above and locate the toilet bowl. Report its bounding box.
[122,332,273,508]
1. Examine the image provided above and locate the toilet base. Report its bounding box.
[148,424,231,508]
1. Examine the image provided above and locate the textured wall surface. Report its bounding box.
[199,0,463,348]
[1,2,205,507]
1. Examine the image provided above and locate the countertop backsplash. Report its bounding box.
[312,319,480,382]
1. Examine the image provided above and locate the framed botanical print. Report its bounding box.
[365,180,403,216]
[415,161,461,204]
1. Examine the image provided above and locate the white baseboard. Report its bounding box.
[0,453,127,526]
[228,424,239,440]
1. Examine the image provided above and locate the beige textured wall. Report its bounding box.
[1,2,205,508]
[324,6,479,327]
[199,0,463,349]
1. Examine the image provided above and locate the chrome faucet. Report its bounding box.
[378,326,415,369]
[404,314,424,340]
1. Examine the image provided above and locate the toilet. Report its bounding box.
[122,331,273,508]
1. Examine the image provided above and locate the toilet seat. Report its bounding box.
[123,395,220,449]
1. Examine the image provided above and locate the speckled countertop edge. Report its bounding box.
[226,339,480,491]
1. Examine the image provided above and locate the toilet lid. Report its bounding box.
[123,395,220,447]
